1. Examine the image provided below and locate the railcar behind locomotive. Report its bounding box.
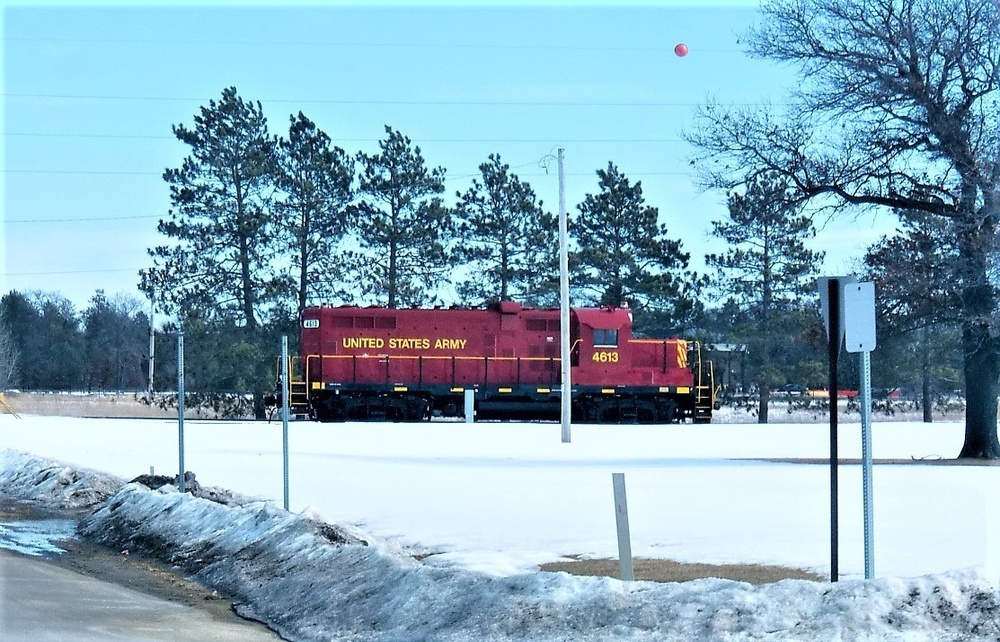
[280,301,714,424]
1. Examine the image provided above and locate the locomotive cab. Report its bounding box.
[570,307,631,381]
[568,306,713,423]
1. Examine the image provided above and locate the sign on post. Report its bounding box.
[844,282,876,353]
[818,277,851,581]
[817,277,878,582]
[844,281,877,579]
[817,275,857,347]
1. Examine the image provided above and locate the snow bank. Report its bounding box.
[4,445,1000,641]
[76,476,1000,641]
[0,449,123,509]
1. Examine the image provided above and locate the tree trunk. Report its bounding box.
[958,322,1000,458]
[921,327,932,423]
[299,224,308,312]
[253,390,267,421]
[956,209,1000,458]
[757,385,769,423]
[388,236,398,310]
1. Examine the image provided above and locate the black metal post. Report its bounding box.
[828,278,840,582]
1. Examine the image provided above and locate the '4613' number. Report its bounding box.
[592,351,619,363]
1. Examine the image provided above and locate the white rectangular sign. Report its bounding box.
[844,282,876,353]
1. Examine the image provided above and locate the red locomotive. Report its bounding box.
[282,301,714,423]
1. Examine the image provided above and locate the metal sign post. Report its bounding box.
[844,282,877,579]
[177,331,185,493]
[818,275,855,582]
[282,335,290,511]
[826,278,840,582]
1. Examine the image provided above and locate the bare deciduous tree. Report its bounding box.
[687,0,1000,458]
[0,323,18,391]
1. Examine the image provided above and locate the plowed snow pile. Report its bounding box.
[3,449,1000,641]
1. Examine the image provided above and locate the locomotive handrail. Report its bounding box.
[301,352,562,388]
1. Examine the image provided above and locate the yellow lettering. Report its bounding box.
[388,337,434,349]
[433,338,467,350]
[345,336,473,351]
[342,337,383,349]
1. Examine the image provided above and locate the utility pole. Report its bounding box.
[147,294,155,404]
[558,147,571,443]
[177,331,185,493]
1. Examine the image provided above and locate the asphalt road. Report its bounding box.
[0,549,283,641]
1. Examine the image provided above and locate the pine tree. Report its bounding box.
[572,162,699,334]
[706,172,823,422]
[864,212,963,421]
[277,112,354,310]
[141,86,283,418]
[454,154,558,305]
[347,126,452,309]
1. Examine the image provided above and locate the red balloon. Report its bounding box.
[674,43,688,57]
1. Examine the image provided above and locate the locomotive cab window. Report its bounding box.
[593,328,618,347]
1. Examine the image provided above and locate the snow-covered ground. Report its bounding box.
[2,413,1000,640]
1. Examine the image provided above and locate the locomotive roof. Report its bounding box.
[573,307,630,329]
[304,302,633,329]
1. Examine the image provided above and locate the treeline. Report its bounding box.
[0,290,296,406]
[0,82,968,421]
[135,87,712,418]
[138,88,704,334]
[0,282,963,423]
[0,290,148,393]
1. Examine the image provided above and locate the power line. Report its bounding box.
[3,169,160,176]
[2,92,754,108]
[2,131,685,144]
[3,132,174,140]
[5,215,160,223]
[5,267,144,276]
[6,36,737,56]
[3,168,692,179]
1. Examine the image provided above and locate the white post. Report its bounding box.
[282,335,290,511]
[176,332,185,493]
[988,481,999,574]
[147,296,155,404]
[558,147,571,443]
[612,473,634,581]
[464,388,475,423]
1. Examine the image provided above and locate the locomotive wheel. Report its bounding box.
[311,395,346,422]
[655,399,678,424]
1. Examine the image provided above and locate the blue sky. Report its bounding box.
[1,0,891,310]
